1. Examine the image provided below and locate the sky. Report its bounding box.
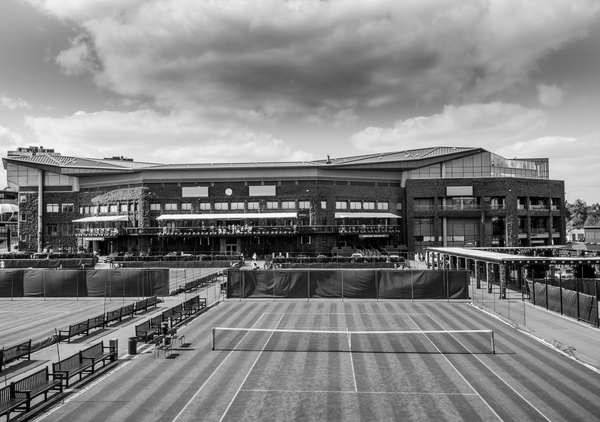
[1,0,599,204]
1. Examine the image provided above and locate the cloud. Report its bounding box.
[537,84,564,106]
[0,94,31,110]
[350,102,547,151]
[25,0,600,118]
[55,34,100,76]
[24,109,312,163]
[505,134,600,203]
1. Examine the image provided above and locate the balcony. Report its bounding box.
[485,204,505,210]
[414,205,435,212]
[530,228,548,234]
[530,204,548,210]
[76,228,121,238]
[439,204,481,211]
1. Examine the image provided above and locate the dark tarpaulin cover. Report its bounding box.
[86,269,168,297]
[578,293,598,324]
[23,269,44,297]
[311,270,343,298]
[534,284,547,308]
[0,269,24,297]
[238,271,309,298]
[227,269,468,299]
[547,285,561,313]
[561,289,578,319]
[33,270,86,297]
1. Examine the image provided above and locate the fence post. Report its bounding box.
[559,273,563,316]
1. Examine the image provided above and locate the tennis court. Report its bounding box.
[37,301,600,422]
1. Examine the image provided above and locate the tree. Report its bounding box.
[567,199,588,228]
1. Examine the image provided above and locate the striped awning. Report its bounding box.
[335,212,401,219]
[157,212,298,221]
[72,216,129,223]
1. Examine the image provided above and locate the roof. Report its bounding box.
[426,247,600,265]
[3,146,482,174]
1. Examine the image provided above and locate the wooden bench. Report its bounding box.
[80,341,116,370]
[104,309,122,326]
[1,340,32,370]
[88,314,106,331]
[121,304,135,319]
[12,367,62,412]
[135,320,159,342]
[58,321,89,343]
[52,352,94,388]
[134,298,149,313]
[0,384,27,421]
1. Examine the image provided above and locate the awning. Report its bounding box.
[72,216,129,223]
[335,212,401,219]
[157,212,298,221]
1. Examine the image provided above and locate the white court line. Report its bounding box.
[422,314,554,422]
[170,312,281,422]
[218,313,286,422]
[347,328,358,393]
[262,312,431,316]
[240,388,479,396]
[407,315,504,422]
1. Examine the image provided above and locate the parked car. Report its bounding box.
[104,252,123,263]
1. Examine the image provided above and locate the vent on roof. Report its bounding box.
[326,155,331,164]
[105,156,133,162]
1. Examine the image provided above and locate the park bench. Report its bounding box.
[12,367,62,412]
[88,314,106,331]
[171,304,184,324]
[58,321,89,343]
[52,352,94,388]
[104,309,122,326]
[80,341,116,370]
[121,304,135,319]
[134,298,149,313]
[0,384,27,421]
[135,320,159,342]
[0,340,32,370]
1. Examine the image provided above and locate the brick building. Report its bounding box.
[2,146,566,256]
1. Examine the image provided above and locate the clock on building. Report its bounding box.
[225,188,233,196]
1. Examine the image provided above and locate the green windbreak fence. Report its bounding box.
[227,269,469,300]
[0,269,169,298]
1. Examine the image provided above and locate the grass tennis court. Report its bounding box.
[37,301,600,422]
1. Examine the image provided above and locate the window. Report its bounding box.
[46,224,58,236]
[181,203,192,211]
[79,206,84,214]
[129,203,137,212]
[214,202,228,210]
[396,202,402,211]
[336,201,347,210]
[61,224,74,236]
[281,201,295,209]
[165,203,178,211]
[247,202,259,210]
[150,203,161,211]
[299,201,310,209]
[199,202,211,210]
[301,236,311,244]
[267,201,278,210]
[109,205,118,213]
[321,201,327,209]
[63,202,74,212]
[46,204,59,213]
[363,201,375,210]
[20,194,27,203]
[120,204,128,212]
[84,206,90,214]
[100,205,108,213]
[91,206,98,214]
[377,202,389,210]
[230,202,244,210]
[20,213,26,222]
[349,201,361,210]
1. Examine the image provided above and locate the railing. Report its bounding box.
[439,204,481,211]
[530,228,548,234]
[76,228,121,237]
[413,205,435,211]
[530,204,548,210]
[119,225,402,236]
[485,204,505,210]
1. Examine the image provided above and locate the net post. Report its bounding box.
[212,327,215,351]
[491,330,495,354]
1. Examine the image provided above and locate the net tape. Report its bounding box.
[212,327,495,354]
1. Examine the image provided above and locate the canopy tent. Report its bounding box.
[0,203,18,222]
[157,212,298,221]
[335,212,401,219]
[72,216,129,223]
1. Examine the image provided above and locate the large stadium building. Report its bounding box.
[2,146,566,256]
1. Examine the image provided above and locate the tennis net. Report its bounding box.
[212,327,495,354]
